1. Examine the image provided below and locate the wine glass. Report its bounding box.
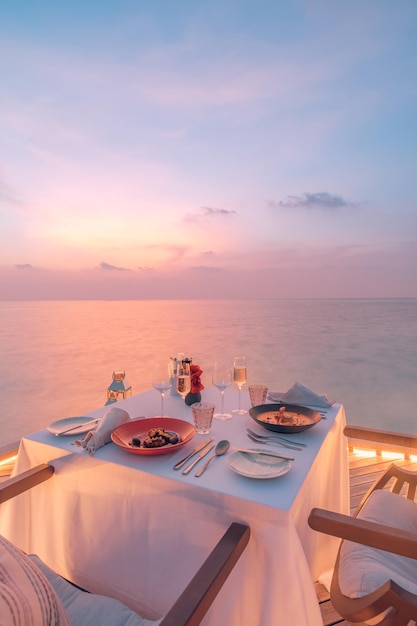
[212,361,232,420]
[176,360,191,417]
[232,356,247,415]
[152,362,172,417]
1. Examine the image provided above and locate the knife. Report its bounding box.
[182,444,216,475]
[173,437,214,470]
[232,448,295,461]
[55,418,100,436]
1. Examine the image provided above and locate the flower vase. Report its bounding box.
[185,391,201,406]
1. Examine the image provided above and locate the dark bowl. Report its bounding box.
[249,403,321,434]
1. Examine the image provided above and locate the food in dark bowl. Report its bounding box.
[249,403,321,433]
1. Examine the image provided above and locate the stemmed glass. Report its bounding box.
[176,360,191,417]
[212,361,232,420]
[232,356,247,415]
[152,362,172,417]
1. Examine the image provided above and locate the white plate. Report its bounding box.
[47,416,97,436]
[228,449,292,479]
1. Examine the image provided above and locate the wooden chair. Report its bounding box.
[0,463,250,626]
[308,425,417,626]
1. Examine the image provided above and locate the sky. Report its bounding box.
[1,0,417,300]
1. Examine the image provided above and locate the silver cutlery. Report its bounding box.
[232,447,295,461]
[246,428,307,447]
[182,443,215,475]
[247,432,303,451]
[173,437,214,470]
[55,418,100,436]
[195,440,230,477]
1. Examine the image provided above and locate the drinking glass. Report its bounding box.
[191,402,215,434]
[152,362,172,417]
[232,356,247,415]
[248,384,268,407]
[212,361,232,420]
[176,361,191,417]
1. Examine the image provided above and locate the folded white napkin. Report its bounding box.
[74,407,130,454]
[268,382,333,408]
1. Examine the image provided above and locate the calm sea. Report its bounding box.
[1,299,416,445]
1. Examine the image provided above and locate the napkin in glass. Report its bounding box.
[74,407,130,454]
[268,382,333,408]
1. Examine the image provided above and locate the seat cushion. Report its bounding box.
[339,489,417,598]
[29,555,162,626]
[0,534,71,626]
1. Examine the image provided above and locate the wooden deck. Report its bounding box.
[3,434,417,625]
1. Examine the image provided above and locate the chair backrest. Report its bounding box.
[309,461,417,625]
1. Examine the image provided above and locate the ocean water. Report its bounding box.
[1,299,416,445]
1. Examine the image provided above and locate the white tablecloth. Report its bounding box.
[0,388,349,625]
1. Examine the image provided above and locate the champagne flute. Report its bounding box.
[152,362,172,417]
[212,361,232,420]
[176,361,191,417]
[232,356,247,415]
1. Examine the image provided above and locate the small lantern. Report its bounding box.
[105,371,132,406]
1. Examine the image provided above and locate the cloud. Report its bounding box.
[186,206,237,223]
[98,261,131,271]
[201,206,237,216]
[269,192,362,211]
[15,263,33,270]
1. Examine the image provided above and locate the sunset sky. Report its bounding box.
[1,0,417,300]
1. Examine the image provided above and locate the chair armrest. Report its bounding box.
[308,508,417,560]
[0,464,54,504]
[160,522,250,626]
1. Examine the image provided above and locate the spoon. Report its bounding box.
[195,440,230,477]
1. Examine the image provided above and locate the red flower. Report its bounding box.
[190,364,204,393]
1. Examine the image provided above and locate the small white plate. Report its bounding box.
[47,416,97,436]
[228,449,292,479]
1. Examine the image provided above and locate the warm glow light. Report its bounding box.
[381,451,404,460]
[0,454,18,467]
[352,448,376,458]
[352,448,409,460]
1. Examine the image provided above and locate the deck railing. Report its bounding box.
[345,425,417,459]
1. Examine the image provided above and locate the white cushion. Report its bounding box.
[29,555,162,626]
[0,534,71,626]
[339,489,417,598]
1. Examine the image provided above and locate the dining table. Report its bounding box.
[0,387,349,625]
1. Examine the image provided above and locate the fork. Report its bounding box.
[247,432,303,451]
[247,428,307,448]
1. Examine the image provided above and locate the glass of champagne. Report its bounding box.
[232,356,247,415]
[176,360,191,417]
[212,361,232,420]
[152,362,172,417]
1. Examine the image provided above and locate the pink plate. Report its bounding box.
[111,417,196,455]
